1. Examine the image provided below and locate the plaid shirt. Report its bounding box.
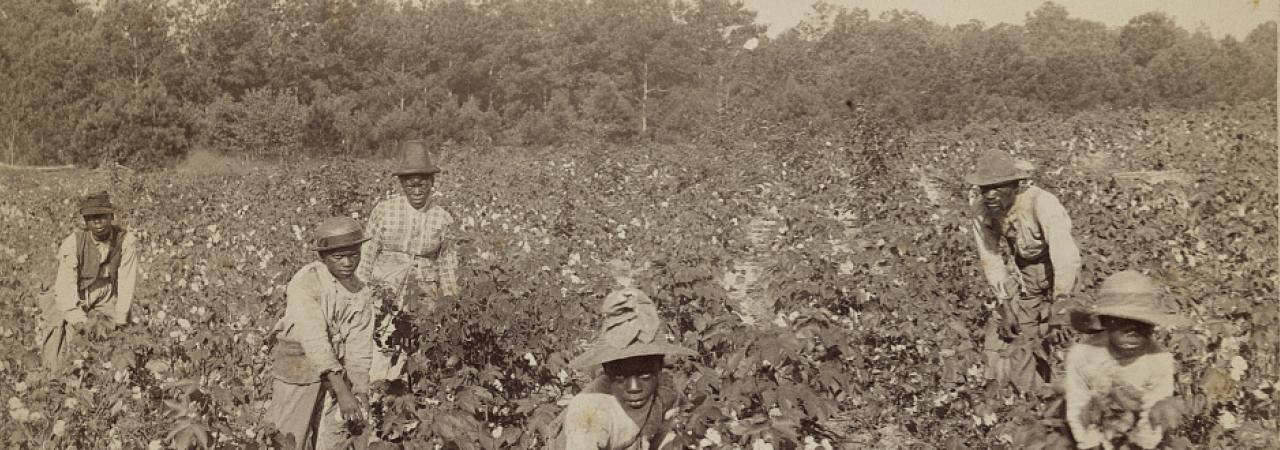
[358,196,459,297]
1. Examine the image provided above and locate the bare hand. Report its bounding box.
[336,390,367,424]
[998,314,1020,340]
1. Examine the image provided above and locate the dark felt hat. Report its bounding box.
[79,191,115,216]
[393,140,441,176]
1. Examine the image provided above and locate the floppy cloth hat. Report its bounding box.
[965,150,1032,187]
[1070,270,1188,332]
[568,288,696,369]
[79,191,116,216]
[310,217,371,252]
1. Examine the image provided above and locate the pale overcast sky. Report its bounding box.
[741,0,1279,39]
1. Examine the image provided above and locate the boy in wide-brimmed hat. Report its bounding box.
[551,288,695,450]
[266,217,374,449]
[358,139,460,383]
[38,191,139,370]
[1064,270,1186,449]
[966,149,1082,393]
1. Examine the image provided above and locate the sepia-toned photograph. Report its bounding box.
[0,0,1276,448]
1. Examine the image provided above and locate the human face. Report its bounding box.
[84,213,114,241]
[319,246,361,280]
[979,182,1019,215]
[399,174,435,210]
[602,355,663,410]
[1102,316,1155,358]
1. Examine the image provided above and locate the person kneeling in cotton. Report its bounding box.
[552,288,695,449]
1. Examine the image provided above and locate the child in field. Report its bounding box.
[266,217,374,450]
[553,288,695,450]
[1064,270,1187,449]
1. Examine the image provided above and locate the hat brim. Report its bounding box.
[80,206,115,216]
[568,341,696,369]
[1069,305,1187,332]
[393,167,441,176]
[310,237,371,252]
[965,172,1028,187]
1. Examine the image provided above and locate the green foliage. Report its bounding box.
[0,103,1274,449]
[1,0,1273,167]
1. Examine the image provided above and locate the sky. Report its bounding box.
[739,0,1280,39]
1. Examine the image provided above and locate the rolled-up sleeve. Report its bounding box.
[283,271,343,376]
[343,305,375,394]
[1034,194,1081,297]
[1131,353,1175,449]
[112,233,139,325]
[1065,346,1104,449]
[53,235,88,325]
[971,219,1011,300]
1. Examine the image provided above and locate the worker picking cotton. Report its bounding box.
[966,149,1082,393]
[1064,270,1187,450]
[38,191,139,372]
[550,288,696,449]
[358,139,460,383]
[266,217,375,450]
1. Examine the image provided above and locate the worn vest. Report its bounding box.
[76,226,125,297]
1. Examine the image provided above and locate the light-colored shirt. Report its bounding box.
[358,196,459,297]
[1064,334,1175,449]
[52,231,138,325]
[972,185,1081,300]
[561,392,676,450]
[274,261,374,393]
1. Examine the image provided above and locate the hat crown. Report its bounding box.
[79,191,115,215]
[600,288,661,348]
[395,140,440,175]
[1096,270,1162,308]
[311,217,366,250]
[967,150,1030,186]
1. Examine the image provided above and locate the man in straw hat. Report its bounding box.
[266,217,374,449]
[38,191,139,371]
[358,139,460,383]
[966,149,1082,393]
[550,287,696,449]
[1064,270,1186,449]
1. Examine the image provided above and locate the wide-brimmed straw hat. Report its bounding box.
[1070,270,1188,332]
[393,140,441,176]
[310,217,371,252]
[965,150,1032,187]
[79,191,116,216]
[568,288,696,369]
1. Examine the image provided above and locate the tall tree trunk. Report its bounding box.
[641,60,648,136]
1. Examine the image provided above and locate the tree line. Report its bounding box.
[1,0,1274,167]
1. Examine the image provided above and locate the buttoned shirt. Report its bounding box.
[273,261,374,393]
[358,196,459,298]
[1065,334,1175,449]
[51,231,138,325]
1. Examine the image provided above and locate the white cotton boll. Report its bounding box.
[1231,356,1248,381]
[704,428,722,445]
[1219,410,1239,430]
